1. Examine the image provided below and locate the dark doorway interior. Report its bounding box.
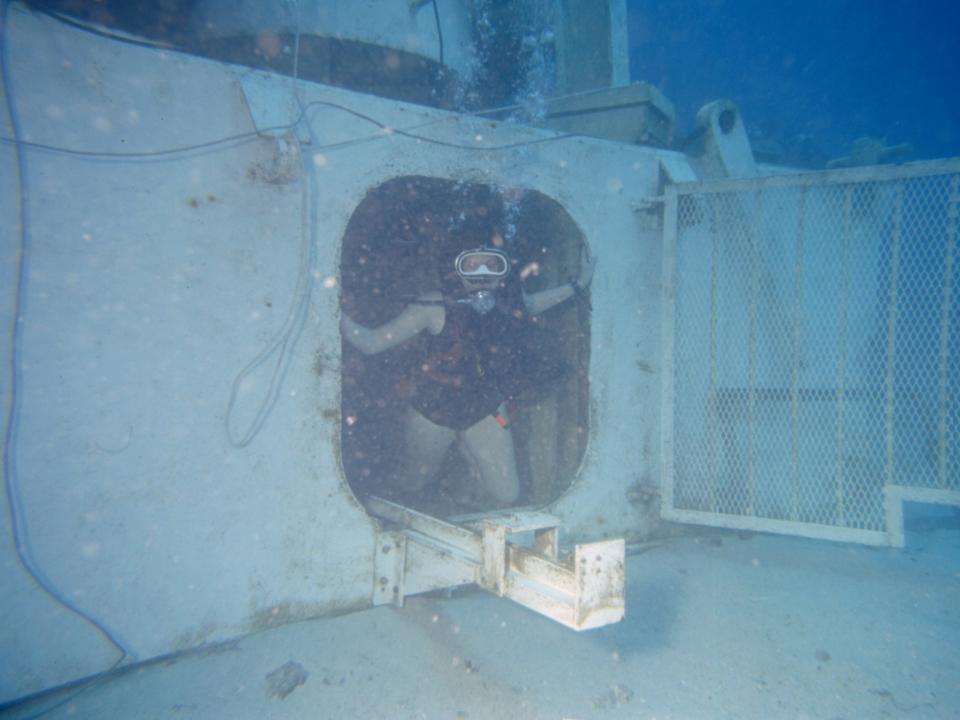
[339,176,590,516]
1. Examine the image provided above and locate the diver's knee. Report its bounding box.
[491,485,519,504]
[402,460,435,490]
[486,472,519,504]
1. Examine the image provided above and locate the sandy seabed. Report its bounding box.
[6,518,958,720]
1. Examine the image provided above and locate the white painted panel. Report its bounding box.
[1,4,665,702]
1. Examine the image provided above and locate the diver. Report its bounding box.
[341,242,596,507]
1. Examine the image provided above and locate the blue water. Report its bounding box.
[628,0,960,163]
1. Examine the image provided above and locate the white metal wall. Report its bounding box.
[1,5,663,701]
[661,159,960,546]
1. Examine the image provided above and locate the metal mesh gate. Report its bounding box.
[660,159,960,545]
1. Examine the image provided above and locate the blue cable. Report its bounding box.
[1,0,131,680]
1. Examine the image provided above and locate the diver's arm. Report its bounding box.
[523,283,577,315]
[341,295,444,355]
[523,252,597,315]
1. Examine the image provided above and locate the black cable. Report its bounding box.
[431,0,444,67]
[34,6,175,52]
[0,633,244,717]
[3,667,122,720]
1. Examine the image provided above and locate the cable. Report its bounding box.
[290,0,304,110]
[3,666,122,720]
[301,101,584,152]
[224,145,315,448]
[224,0,316,449]
[33,6,176,52]
[0,97,586,163]
[2,0,594,158]
[431,0,444,67]
[0,124,286,159]
[3,3,607,161]
[0,2,132,715]
[19,0,630,138]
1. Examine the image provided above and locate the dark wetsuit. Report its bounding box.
[409,288,565,430]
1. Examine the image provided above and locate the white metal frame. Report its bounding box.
[367,497,625,631]
[661,158,960,547]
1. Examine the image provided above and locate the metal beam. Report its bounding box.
[366,497,625,631]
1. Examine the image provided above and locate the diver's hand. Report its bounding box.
[577,250,597,289]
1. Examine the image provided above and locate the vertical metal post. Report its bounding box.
[884,182,905,489]
[747,190,763,514]
[835,185,852,525]
[938,175,958,489]
[790,187,807,521]
[479,521,508,597]
[708,192,721,510]
[659,185,679,516]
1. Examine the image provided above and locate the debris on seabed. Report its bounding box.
[594,683,634,709]
[265,660,308,700]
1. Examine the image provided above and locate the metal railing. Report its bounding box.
[660,159,960,545]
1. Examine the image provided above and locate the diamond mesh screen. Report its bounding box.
[663,161,959,537]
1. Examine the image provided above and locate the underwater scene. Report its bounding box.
[1,0,958,718]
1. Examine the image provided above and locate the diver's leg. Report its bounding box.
[461,413,520,505]
[401,406,456,493]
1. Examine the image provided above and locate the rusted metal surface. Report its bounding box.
[573,540,626,630]
[372,531,406,608]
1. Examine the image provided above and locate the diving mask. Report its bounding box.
[455,248,510,279]
[454,248,509,314]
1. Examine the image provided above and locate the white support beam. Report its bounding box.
[365,497,625,631]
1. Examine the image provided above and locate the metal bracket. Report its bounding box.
[634,195,666,212]
[367,496,625,631]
